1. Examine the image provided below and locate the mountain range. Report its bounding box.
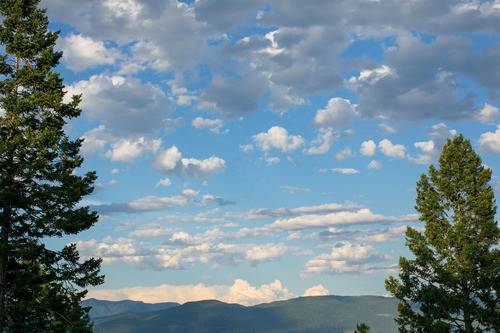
[87,295,399,333]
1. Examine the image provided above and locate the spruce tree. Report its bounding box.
[385,135,499,332]
[354,322,371,333]
[0,1,103,331]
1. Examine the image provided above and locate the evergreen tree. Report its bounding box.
[0,1,103,331]
[385,135,499,332]
[354,322,371,333]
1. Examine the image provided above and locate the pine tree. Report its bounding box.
[385,135,500,332]
[354,322,371,333]
[0,1,103,331]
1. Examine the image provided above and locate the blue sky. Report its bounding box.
[41,0,500,305]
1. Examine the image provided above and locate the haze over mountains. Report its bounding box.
[87,295,398,333]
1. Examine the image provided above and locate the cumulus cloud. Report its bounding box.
[475,103,500,124]
[192,117,226,134]
[304,129,337,155]
[245,243,288,262]
[480,126,500,153]
[90,194,188,214]
[241,202,362,220]
[304,242,388,274]
[408,123,456,164]
[155,146,226,177]
[156,178,172,187]
[58,33,121,72]
[378,139,407,159]
[65,74,173,135]
[313,98,358,128]
[367,160,382,170]
[105,137,161,162]
[334,148,353,161]
[303,284,330,297]
[331,168,359,175]
[253,126,304,153]
[87,279,293,306]
[360,140,376,157]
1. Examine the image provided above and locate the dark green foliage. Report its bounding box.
[92,296,399,333]
[385,135,500,332]
[354,322,371,333]
[0,0,103,331]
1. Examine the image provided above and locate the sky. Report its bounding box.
[39,0,500,306]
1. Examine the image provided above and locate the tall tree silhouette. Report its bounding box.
[386,135,499,332]
[0,1,103,331]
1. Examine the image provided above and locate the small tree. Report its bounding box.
[0,0,103,331]
[386,135,499,332]
[354,322,371,333]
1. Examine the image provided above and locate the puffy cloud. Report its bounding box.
[303,284,330,297]
[379,123,397,133]
[105,137,161,162]
[334,148,352,161]
[156,178,172,187]
[155,146,226,177]
[57,34,121,72]
[65,74,173,135]
[367,160,382,170]
[313,98,358,128]
[475,103,500,124]
[240,144,254,153]
[348,65,396,86]
[268,208,417,231]
[480,126,500,153]
[245,243,288,262]
[304,129,337,155]
[192,117,226,134]
[378,139,406,159]
[87,279,293,306]
[360,140,376,157]
[80,125,112,158]
[408,123,456,164]
[253,126,304,153]
[304,242,388,274]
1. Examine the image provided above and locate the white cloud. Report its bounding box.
[281,186,310,195]
[367,160,382,170]
[86,279,293,306]
[304,242,387,274]
[378,139,406,158]
[348,65,396,86]
[253,126,304,153]
[192,117,226,134]
[129,228,171,238]
[334,148,352,161]
[240,144,254,153]
[304,129,337,155]
[303,284,330,297]
[241,202,362,220]
[331,168,359,175]
[268,208,417,231]
[155,145,226,177]
[156,178,172,187]
[80,125,112,157]
[480,126,500,153]
[360,140,376,157]
[313,98,358,128]
[245,243,288,262]
[128,195,188,211]
[58,34,121,72]
[408,123,456,164]
[476,103,500,123]
[105,137,161,162]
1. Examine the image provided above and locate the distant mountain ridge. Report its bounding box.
[90,295,399,333]
[82,298,179,319]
